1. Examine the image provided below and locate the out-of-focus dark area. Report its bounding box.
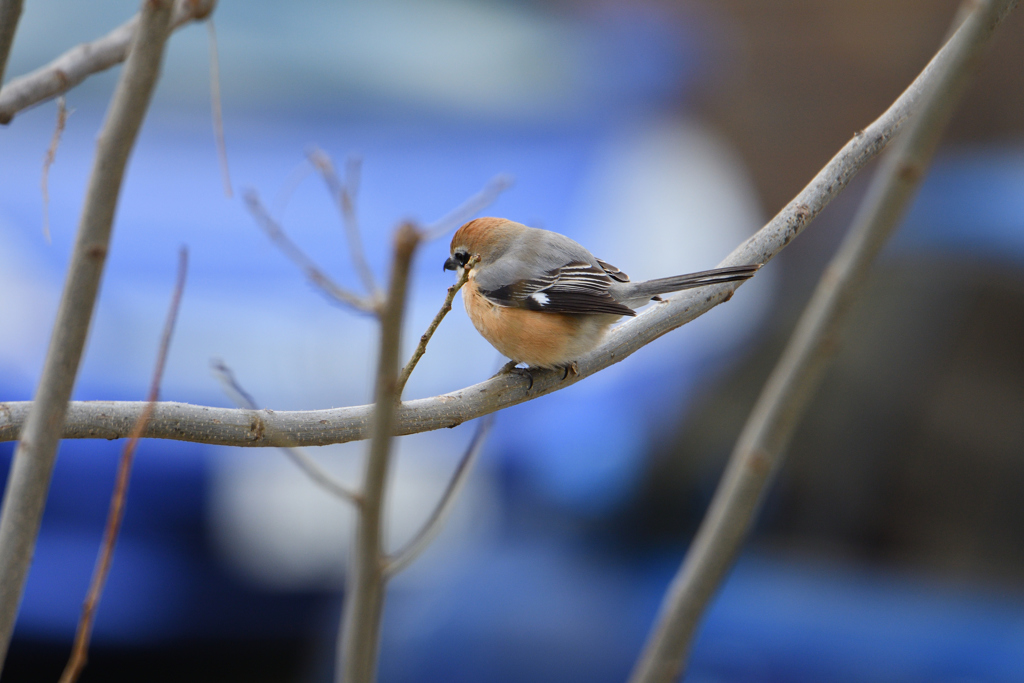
[1,1,1022,681]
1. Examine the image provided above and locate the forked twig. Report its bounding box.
[244,190,376,314]
[395,254,479,398]
[628,2,1018,681]
[60,247,188,683]
[211,359,361,506]
[308,149,378,297]
[384,414,493,577]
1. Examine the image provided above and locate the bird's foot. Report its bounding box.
[501,361,534,391]
[561,361,579,380]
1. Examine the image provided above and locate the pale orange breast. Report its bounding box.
[461,280,616,368]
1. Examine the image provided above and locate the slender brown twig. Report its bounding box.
[339,223,421,683]
[206,18,232,198]
[244,190,377,314]
[0,1,177,667]
[395,254,479,398]
[41,96,70,244]
[60,248,188,683]
[308,149,378,297]
[210,359,361,506]
[383,414,493,577]
[628,2,1018,682]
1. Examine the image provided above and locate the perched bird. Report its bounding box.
[445,217,760,376]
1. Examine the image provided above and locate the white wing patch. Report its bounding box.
[530,292,550,306]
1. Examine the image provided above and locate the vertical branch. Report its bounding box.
[628,2,1018,682]
[0,0,23,86]
[0,0,175,669]
[338,223,421,683]
[59,248,188,683]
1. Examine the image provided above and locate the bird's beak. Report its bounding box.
[443,257,458,272]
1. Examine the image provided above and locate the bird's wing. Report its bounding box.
[476,260,636,317]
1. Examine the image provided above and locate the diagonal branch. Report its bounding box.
[338,223,421,683]
[383,414,493,577]
[244,190,377,314]
[0,0,215,124]
[308,149,379,297]
[211,360,361,506]
[0,0,177,669]
[0,0,24,87]
[627,2,1019,682]
[395,254,479,398]
[60,247,188,683]
[0,3,1008,450]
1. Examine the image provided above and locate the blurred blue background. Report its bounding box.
[1,1,1023,681]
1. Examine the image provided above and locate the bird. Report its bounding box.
[444,217,760,381]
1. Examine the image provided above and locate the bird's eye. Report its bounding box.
[455,252,469,265]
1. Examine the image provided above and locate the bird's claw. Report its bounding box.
[561,361,579,380]
[502,362,534,391]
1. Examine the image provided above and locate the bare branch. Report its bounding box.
[308,149,378,297]
[423,174,514,241]
[0,0,176,667]
[243,190,377,314]
[206,18,232,198]
[395,254,478,398]
[627,2,1019,682]
[210,360,361,506]
[383,414,493,577]
[0,0,24,87]
[0,0,214,124]
[339,223,421,683]
[60,247,188,683]
[0,1,1008,450]
[41,96,70,244]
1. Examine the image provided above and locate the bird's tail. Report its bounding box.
[622,264,761,302]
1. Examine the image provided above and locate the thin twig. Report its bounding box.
[383,414,493,577]
[243,190,377,314]
[60,247,188,683]
[308,149,378,297]
[627,2,1017,682]
[339,223,421,683]
[0,0,215,124]
[0,0,24,87]
[273,158,315,215]
[206,18,232,198]
[0,0,176,668]
[210,359,361,506]
[0,3,1015,450]
[395,254,478,398]
[423,174,514,241]
[41,96,70,244]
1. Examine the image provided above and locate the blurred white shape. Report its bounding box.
[0,219,59,389]
[208,432,499,590]
[568,116,774,359]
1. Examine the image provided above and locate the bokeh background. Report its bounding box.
[1,1,1023,681]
